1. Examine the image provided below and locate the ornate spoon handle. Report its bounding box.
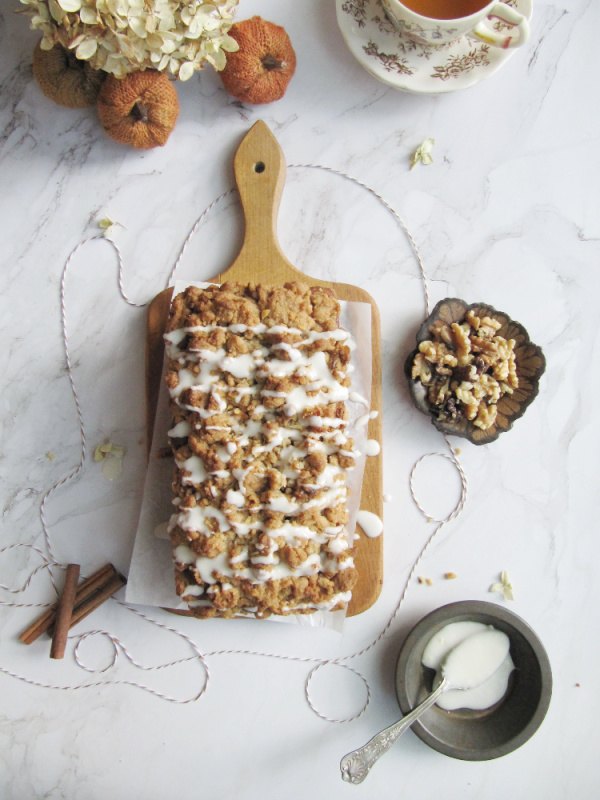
[340,678,447,784]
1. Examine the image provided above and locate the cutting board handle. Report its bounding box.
[221,120,302,283]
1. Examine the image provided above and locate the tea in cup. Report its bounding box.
[381,0,530,48]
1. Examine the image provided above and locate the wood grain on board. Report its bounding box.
[146,121,382,616]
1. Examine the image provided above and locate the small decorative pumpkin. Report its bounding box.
[32,42,105,108]
[220,17,296,104]
[97,72,179,149]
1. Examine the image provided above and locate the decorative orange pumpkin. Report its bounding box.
[220,17,296,104]
[32,42,105,108]
[97,72,179,149]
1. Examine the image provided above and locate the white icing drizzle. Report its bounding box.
[179,548,355,587]
[365,439,381,457]
[226,489,245,508]
[356,510,383,539]
[168,420,191,438]
[215,445,231,463]
[221,353,255,379]
[303,415,347,429]
[182,584,204,597]
[356,409,378,429]
[176,455,207,485]
[172,505,229,534]
[230,548,248,564]
[349,391,369,406]
[174,544,195,565]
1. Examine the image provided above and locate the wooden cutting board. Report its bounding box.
[146,121,382,616]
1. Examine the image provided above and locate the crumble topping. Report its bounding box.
[164,282,358,618]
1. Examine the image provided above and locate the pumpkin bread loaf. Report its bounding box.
[164,282,357,618]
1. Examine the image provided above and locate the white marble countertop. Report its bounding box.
[1,1,598,797]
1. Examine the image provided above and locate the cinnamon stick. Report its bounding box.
[62,571,126,630]
[19,563,121,645]
[50,563,80,660]
[68,563,118,608]
[19,609,58,646]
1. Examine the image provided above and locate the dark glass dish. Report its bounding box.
[405,298,546,444]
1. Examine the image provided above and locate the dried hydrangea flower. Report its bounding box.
[93,440,126,480]
[410,137,435,169]
[489,570,514,601]
[97,217,123,237]
[20,0,239,79]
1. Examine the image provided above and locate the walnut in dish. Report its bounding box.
[411,309,519,431]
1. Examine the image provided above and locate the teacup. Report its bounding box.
[381,0,530,48]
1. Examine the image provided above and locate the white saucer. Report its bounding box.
[336,0,532,94]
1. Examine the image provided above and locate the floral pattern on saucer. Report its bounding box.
[336,0,533,94]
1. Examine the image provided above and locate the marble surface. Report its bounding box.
[1,0,598,797]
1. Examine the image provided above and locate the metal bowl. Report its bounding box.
[395,601,552,760]
[405,298,546,444]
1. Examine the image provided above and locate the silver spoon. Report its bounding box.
[340,674,447,785]
[340,629,510,784]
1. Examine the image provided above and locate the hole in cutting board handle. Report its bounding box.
[254,161,266,173]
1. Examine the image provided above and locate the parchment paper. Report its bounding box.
[126,284,372,631]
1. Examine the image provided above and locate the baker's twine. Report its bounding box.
[0,165,466,721]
